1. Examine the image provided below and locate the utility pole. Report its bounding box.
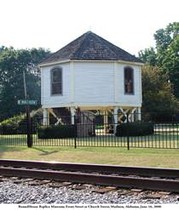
[23,71,33,147]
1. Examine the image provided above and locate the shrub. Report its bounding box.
[0,114,27,134]
[38,125,76,139]
[115,121,154,136]
[0,110,42,135]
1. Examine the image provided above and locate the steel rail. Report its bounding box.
[0,159,179,178]
[1,166,179,193]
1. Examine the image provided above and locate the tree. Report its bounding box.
[0,47,50,120]
[154,22,179,97]
[154,22,179,52]
[138,47,157,66]
[142,65,179,120]
[139,22,179,97]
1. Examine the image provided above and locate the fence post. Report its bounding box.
[74,115,77,149]
[127,113,130,150]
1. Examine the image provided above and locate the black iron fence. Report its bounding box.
[1,112,179,149]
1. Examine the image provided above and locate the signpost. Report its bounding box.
[17,99,37,148]
[16,71,39,148]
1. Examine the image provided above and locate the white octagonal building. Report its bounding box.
[39,31,143,134]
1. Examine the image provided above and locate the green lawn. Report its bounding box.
[1,145,179,169]
[1,132,179,169]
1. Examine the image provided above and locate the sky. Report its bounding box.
[0,0,178,56]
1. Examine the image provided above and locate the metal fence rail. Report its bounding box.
[0,112,179,149]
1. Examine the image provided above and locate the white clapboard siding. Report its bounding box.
[74,62,114,104]
[116,64,142,107]
[41,61,142,108]
[41,63,71,107]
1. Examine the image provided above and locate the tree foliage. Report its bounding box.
[0,47,50,120]
[142,65,179,114]
[139,22,179,98]
[138,47,157,66]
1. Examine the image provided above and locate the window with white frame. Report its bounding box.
[51,67,62,95]
[124,66,134,94]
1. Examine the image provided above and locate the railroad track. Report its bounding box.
[0,159,179,193]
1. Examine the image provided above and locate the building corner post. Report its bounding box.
[70,107,76,125]
[43,108,49,126]
[114,107,118,135]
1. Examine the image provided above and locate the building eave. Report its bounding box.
[39,59,71,68]
[116,59,144,66]
[39,59,143,68]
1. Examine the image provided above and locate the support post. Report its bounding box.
[71,107,77,149]
[114,107,118,135]
[131,108,137,122]
[43,108,49,126]
[137,107,141,121]
[70,107,75,125]
[103,111,108,134]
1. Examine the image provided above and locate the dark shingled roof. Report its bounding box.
[40,31,142,65]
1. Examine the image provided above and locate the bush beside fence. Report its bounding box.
[38,125,76,139]
[115,122,154,136]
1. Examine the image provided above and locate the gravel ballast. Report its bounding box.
[0,179,179,204]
